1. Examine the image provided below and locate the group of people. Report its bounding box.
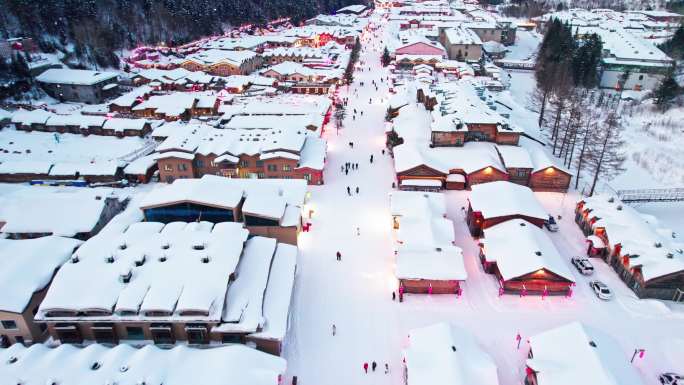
[362,361,390,375]
[341,161,359,176]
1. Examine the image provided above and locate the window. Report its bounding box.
[1,321,17,330]
[92,323,117,344]
[126,326,145,340]
[267,164,277,172]
[516,170,529,177]
[222,334,242,343]
[256,160,264,168]
[304,174,311,181]
[239,160,249,167]
[185,324,208,344]
[194,159,204,168]
[55,324,82,344]
[177,163,188,171]
[164,164,173,172]
[283,165,292,172]
[150,323,174,345]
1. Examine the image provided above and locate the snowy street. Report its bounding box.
[283,14,684,385]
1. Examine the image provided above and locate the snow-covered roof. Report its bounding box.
[0,160,52,175]
[38,221,250,320]
[0,236,82,313]
[184,49,257,67]
[0,343,286,385]
[497,145,533,169]
[123,154,157,175]
[469,181,547,220]
[482,219,575,281]
[0,189,115,237]
[10,109,53,125]
[36,68,118,85]
[527,322,645,385]
[396,245,467,280]
[404,323,498,385]
[141,174,306,212]
[248,243,297,341]
[394,142,507,175]
[214,237,276,333]
[49,161,119,177]
[580,195,684,281]
[390,191,466,281]
[443,26,482,45]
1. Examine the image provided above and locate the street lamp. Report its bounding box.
[630,348,645,363]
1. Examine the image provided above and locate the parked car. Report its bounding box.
[544,215,559,232]
[660,373,683,385]
[571,257,594,275]
[590,281,613,300]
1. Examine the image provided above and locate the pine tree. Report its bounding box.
[653,70,680,110]
[381,47,391,67]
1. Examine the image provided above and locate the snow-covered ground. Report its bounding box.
[280,16,684,385]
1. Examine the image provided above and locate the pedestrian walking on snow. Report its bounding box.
[345,168,349,175]
[355,163,358,169]
[363,362,369,373]
[347,186,351,195]
[341,165,344,172]
[370,154,374,163]
[336,251,341,261]
[385,364,389,374]
[392,291,396,301]
[356,227,360,236]
[372,362,377,372]
[356,186,359,194]
[332,324,336,336]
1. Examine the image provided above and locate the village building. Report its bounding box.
[336,4,368,15]
[0,343,286,385]
[576,195,684,301]
[261,61,341,94]
[404,323,499,385]
[36,219,297,355]
[153,124,326,186]
[440,26,483,61]
[536,9,675,90]
[123,154,159,184]
[0,188,126,240]
[131,92,220,121]
[525,322,645,385]
[390,33,447,68]
[181,49,260,76]
[10,109,53,131]
[0,236,82,347]
[36,68,120,104]
[139,175,307,245]
[466,181,548,237]
[481,219,575,295]
[390,191,467,295]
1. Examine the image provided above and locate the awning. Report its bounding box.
[586,235,606,249]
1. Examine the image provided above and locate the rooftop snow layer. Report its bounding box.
[404,323,498,385]
[469,181,547,220]
[0,189,115,236]
[0,343,286,385]
[36,68,118,85]
[482,219,575,281]
[0,236,83,313]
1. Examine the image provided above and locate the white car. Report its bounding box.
[590,281,613,300]
[660,373,683,385]
[571,257,594,275]
[544,215,559,232]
